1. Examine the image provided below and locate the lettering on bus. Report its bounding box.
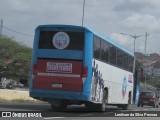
[46,62,72,73]
[128,74,133,83]
[122,76,127,98]
[91,60,104,103]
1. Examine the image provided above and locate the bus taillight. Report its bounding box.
[82,66,88,83]
[32,64,37,80]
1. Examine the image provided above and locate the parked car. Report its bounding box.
[0,78,11,89]
[0,81,2,88]
[16,82,24,88]
[137,91,159,108]
[0,78,16,89]
[6,82,16,89]
[155,88,160,104]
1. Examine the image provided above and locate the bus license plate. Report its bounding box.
[52,84,62,88]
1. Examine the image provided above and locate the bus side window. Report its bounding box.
[109,45,116,66]
[93,36,101,60]
[124,53,128,70]
[117,49,124,69]
[101,41,109,63]
[128,56,134,72]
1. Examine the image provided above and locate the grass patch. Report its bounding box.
[0,98,40,103]
[0,89,43,103]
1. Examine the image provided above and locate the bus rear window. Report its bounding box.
[38,31,84,50]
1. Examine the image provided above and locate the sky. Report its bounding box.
[0,0,160,54]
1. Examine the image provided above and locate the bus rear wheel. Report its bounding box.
[51,103,67,112]
[97,90,108,112]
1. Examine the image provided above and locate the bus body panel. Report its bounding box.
[37,49,83,60]
[33,59,83,92]
[30,89,90,101]
[90,59,133,104]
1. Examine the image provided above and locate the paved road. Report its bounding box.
[0,103,160,120]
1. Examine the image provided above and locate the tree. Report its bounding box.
[0,35,32,80]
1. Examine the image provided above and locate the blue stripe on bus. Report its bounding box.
[37,49,83,60]
[30,89,90,101]
[30,29,40,89]
[32,29,40,64]
[83,30,93,93]
[36,24,84,32]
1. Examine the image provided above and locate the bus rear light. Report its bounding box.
[32,64,37,80]
[82,66,88,83]
[82,66,88,78]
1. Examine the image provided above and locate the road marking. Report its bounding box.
[79,114,94,117]
[43,117,65,119]
[103,112,114,114]
[133,110,140,111]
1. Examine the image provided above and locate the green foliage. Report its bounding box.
[141,76,160,88]
[0,35,32,79]
[147,79,160,88]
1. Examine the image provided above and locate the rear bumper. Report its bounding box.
[139,101,155,106]
[30,89,90,102]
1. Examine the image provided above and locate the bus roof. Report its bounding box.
[36,24,134,57]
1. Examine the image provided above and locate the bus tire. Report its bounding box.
[97,90,108,112]
[85,102,96,111]
[121,105,128,110]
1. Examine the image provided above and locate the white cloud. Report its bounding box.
[111,33,135,53]
[111,33,129,45]
[121,14,160,32]
[0,0,160,53]
[114,0,156,13]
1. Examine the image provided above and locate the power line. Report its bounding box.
[0,24,34,37]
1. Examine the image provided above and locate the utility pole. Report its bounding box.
[121,33,145,54]
[144,32,149,90]
[0,19,3,35]
[144,32,149,55]
[82,0,85,26]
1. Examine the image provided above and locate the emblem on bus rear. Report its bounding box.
[53,32,70,49]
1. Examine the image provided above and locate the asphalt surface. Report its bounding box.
[0,103,160,120]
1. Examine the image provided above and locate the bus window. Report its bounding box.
[109,45,116,66]
[39,31,84,50]
[93,36,101,60]
[101,41,109,63]
[117,49,124,68]
[128,56,134,72]
[124,53,128,70]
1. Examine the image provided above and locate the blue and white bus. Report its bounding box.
[30,25,135,112]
